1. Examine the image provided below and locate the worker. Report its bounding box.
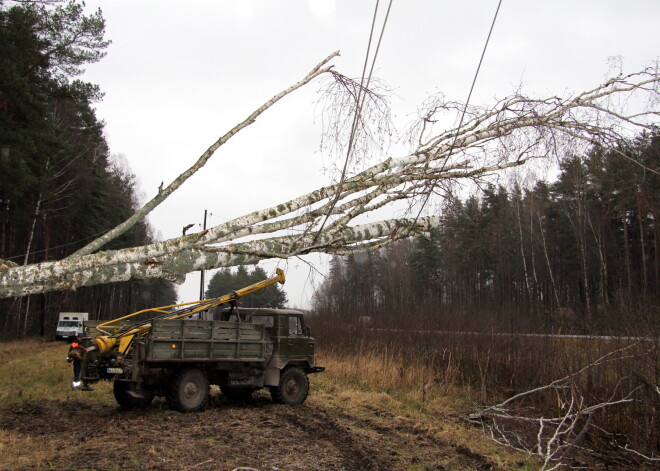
[67,336,93,391]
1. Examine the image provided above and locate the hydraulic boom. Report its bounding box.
[89,268,285,356]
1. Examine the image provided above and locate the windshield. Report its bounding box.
[57,321,80,327]
[288,316,303,336]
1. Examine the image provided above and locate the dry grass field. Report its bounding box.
[0,340,539,471]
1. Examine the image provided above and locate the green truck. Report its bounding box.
[80,270,324,412]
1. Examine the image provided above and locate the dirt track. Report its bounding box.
[0,390,509,471]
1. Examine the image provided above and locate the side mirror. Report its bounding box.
[303,326,311,337]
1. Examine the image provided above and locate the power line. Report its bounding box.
[414,0,503,220]
[453,0,503,150]
[314,0,394,242]
[4,227,113,262]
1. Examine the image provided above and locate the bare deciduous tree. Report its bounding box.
[1,52,658,298]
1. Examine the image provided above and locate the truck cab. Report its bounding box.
[55,312,88,341]
[220,308,318,371]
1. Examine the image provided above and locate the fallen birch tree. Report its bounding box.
[1,52,658,298]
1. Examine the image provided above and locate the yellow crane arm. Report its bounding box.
[90,268,285,355]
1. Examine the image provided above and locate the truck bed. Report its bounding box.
[145,319,271,362]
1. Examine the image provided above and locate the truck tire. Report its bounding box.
[270,366,309,405]
[113,381,154,409]
[166,369,209,412]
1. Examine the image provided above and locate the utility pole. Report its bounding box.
[199,209,207,302]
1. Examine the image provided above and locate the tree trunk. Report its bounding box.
[23,193,42,266]
[623,213,632,297]
[638,203,647,301]
[514,195,532,302]
[587,213,608,306]
[538,212,561,308]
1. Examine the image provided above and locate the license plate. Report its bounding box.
[106,368,123,374]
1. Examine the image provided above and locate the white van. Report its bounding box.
[55,312,89,341]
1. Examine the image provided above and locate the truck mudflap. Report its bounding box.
[309,366,325,374]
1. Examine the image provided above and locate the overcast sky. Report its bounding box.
[80,0,660,307]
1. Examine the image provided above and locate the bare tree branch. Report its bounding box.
[471,343,654,470]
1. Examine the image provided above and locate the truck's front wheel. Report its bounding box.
[113,381,154,409]
[270,366,309,405]
[166,369,209,412]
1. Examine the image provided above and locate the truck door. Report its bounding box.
[285,315,309,362]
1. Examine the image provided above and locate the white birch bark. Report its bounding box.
[0,217,438,297]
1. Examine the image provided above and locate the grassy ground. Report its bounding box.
[0,340,539,471]
[0,339,115,406]
[313,351,538,470]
